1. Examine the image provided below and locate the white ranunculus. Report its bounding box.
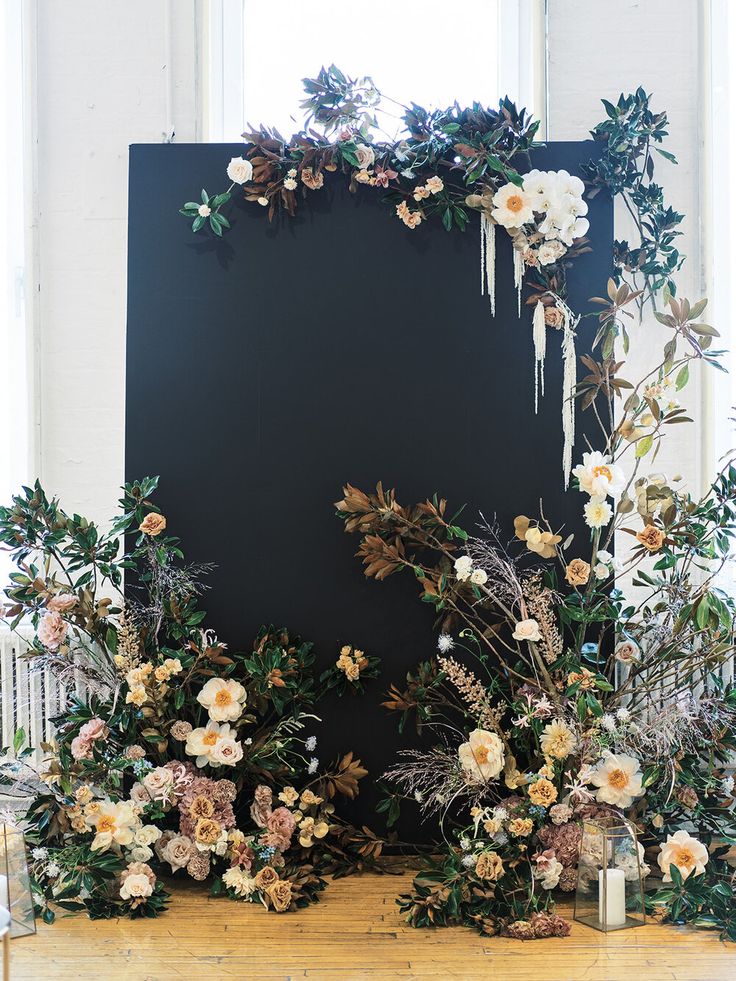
[584,497,613,529]
[512,618,542,643]
[537,241,566,266]
[458,729,505,783]
[227,156,253,184]
[658,830,709,882]
[590,751,645,808]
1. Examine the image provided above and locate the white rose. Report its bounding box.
[469,569,488,585]
[512,618,542,643]
[135,825,162,847]
[227,156,253,185]
[120,873,153,901]
[593,563,609,580]
[454,556,473,582]
[211,736,244,767]
[354,144,375,169]
[128,845,153,863]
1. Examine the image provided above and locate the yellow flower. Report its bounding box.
[540,720,577,760]
[508,818,533,838]
[278,786,300,807]
[139,513,166,536]
[298,816,330,847]
[125,685,147,707]
[475,851,504,881]
[565,558,591,587]
[300,790,323,807]
[527,778,558,808]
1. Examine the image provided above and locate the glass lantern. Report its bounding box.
[0,824,36,938]
[573,816,646,932]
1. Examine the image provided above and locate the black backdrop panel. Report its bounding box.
[126,142,612,831]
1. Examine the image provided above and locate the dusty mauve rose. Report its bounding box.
[636,525,666,552]
[354,144,375,169]
[138,513,167,536]
[38,611,68,651]
[125,744,146,761]
[47,593,77,612]
[129,782,151,806]
[71,736,92,760]
[301,168,324,190]
[266,879,293,912]
[614,639,640,664]
[265,807,296,846]
[170,720,193,742]
[231,841,255,871]
[565,558,591,587]
[254,865,279,890]
[250,785,273,828]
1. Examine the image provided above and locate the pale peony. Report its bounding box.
[354,144,375,169]
[38,611,68,651]
[590,751,645,808]
[78,718,107,744]
[584,497,613,529]
[71,736,92,760]
[458,729,505,783]
[540,720,577,760]
[197,677,247,722]
[491,183,534,228]
[512,619,542,643]
[657,830,709,882]
[227,156,253,184]
[186,721,243,768]
[90,800,140,851]
[223,866,257,897]
[573,451,625,498]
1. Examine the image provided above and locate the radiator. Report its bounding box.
[0,627,77,764]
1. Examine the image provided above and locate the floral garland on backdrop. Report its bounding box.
[0,479,380,921]
[333,90,736,940]
[180,66,603,485]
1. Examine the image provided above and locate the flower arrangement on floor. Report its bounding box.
[0,478,376,921]
[334,92,736,941]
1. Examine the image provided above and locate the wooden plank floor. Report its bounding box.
[10,872,735,981]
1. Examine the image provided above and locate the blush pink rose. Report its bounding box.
[78,718,107,743]
[38,611,68,651]
[47,593,77,613]
[71,735,93,760]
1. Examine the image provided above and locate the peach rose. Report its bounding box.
[78,718,107,743]
[266,878,293,912]
[47,593,77,612]
[475,851,504,881]
[301,168,324,190]
[254,865,279,890]
[139,513,167,536]
[636,525,665,552]
[565,558,591,587]
[527,778,558,808]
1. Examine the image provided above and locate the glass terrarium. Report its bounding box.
[573,816,646,932]
[0,824,36,938]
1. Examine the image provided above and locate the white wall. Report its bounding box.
[35,0,202,522]
[548,0,705,496]
[31,0,705,522]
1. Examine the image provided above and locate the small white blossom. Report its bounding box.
[307,757,319,774]
[32,847,48,862]
[45,861,61,878]
[414,790,423,803]
[616,707,631,723]
[722,776,734,795]
[461,853,476,868]
[287,168,297,178]
[437,633,454,654]
[459,837,471,851]
[197,204,211,217]
[601,714,617,733]
[283,177,297,191]
[305,736,317,752]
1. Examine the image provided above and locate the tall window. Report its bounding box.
[207,0,547,142]
[0,3,31,585]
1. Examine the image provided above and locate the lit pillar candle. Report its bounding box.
[598,868,626,927]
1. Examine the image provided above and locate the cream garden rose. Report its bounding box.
[226,156,253,184]
[196,677,247,722]
[458,729,505,783]
[657,830,709,882]
[512,618,541,643]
